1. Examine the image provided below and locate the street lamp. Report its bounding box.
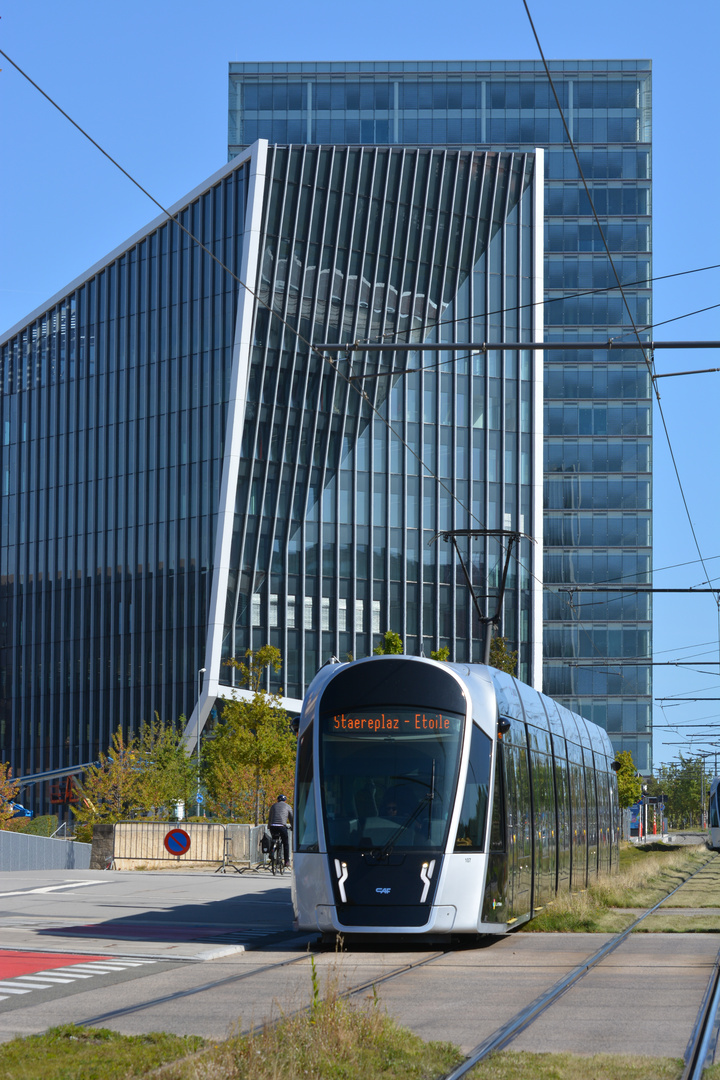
[197,668,206,817]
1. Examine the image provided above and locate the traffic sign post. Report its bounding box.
[164,828,192,856]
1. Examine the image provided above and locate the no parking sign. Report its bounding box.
[164,828,191,856]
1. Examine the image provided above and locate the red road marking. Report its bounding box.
[0,950,112,979]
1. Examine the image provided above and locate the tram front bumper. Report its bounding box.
[314,904,457,934]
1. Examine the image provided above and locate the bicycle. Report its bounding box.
[269,831,285,875]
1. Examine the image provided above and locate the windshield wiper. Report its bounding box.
[378,759,436,858]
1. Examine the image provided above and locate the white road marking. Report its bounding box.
[0,957,159,1008]
[14,974,75,984]
[47,968,95,978]
[65,964,140,972]
[0,880,108,898]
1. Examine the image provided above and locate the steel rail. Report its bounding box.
[74,949,316,1027]
[439,852,720,1080]
[682,945,720,1079]
[76,853,718,1057]
[74,944,448,1029]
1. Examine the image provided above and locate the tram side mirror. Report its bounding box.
[610,760,621,773]
[497,717,511,739]
[291,715,300,735]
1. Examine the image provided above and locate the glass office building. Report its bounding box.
[228,60,653,771]
[0,140,543,804]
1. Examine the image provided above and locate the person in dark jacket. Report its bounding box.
[268,794,293,867]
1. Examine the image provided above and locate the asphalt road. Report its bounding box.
[1,868,717,1059]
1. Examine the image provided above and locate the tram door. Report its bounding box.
[503,719,532,921]
[568,741,588,890]
[552,737,572,893]
[584,745,599,877]
[596,763,611,874]
[526,722,556,908]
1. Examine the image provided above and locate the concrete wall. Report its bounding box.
[0,829,91,871]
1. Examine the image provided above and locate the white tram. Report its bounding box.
[292,655,619,938]
[708,778,720,850]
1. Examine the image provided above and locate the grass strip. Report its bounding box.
[466,1051,684,1079]
[0,1010,706,1080]
[152,992,462,1080]
[523,845,713,932]
[0,1026,205,1080]
[0,1009,460,1080]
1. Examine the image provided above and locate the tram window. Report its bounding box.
[296,723,319,852]
[711,791,719,830]
[489,744,506,852]
[454,725,492,851]
[319,706,465,852]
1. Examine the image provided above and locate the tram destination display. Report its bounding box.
[325,707,463,736]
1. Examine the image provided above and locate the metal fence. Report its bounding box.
[110,822,267,869]
[0,829,91,872]
[112,822,226,866]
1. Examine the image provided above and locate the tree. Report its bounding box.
[653,755,711,828]
[204,646,296,825]
[72,728,141,829]
[430,647,450,662]
[614,750,642,810]
[134,716,195,817]
[0,763,21,831]
[71,718,194,832]
[489,636,518,675]
[374,630,403,655]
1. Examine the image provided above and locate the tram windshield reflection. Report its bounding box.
[319,706,465,852]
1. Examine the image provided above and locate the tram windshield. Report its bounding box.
[319,706,465,852]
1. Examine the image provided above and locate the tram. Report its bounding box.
[708,778,720,850]
[292,655,619,937]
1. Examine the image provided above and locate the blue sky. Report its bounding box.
[2,0,719,770]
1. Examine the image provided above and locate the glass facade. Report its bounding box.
[228,59,653,770]
[0,160,249,789]
[0,141,542,806]
[219,145,541,702]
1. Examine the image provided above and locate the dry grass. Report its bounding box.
[653,857,720,908]
[524,845,713,932]
[467,1051,684,1080]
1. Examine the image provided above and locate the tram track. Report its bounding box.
[439,851,720,1080]
[73,944,451,1029]
[682,942,720,1079]
[74,851,720,1074]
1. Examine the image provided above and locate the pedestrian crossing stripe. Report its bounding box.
[0,959,157,1002]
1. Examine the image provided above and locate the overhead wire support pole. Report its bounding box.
[429,529,530,666]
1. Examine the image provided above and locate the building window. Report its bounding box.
[355,599,364,633]
[269,594,279,628]
[252,594,261,627]
[372,600,381,634]
[321,597,330,632]
[304,596,314,630]
[287,595,296,629]
[338,598,347,632]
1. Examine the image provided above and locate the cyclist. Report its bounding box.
[268,793,293,868]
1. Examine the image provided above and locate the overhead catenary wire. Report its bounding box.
[371,262,720,348]
[4,41,717,696]
[0,46,543,617]
[520,0,720,648]
[519,0,720,712]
